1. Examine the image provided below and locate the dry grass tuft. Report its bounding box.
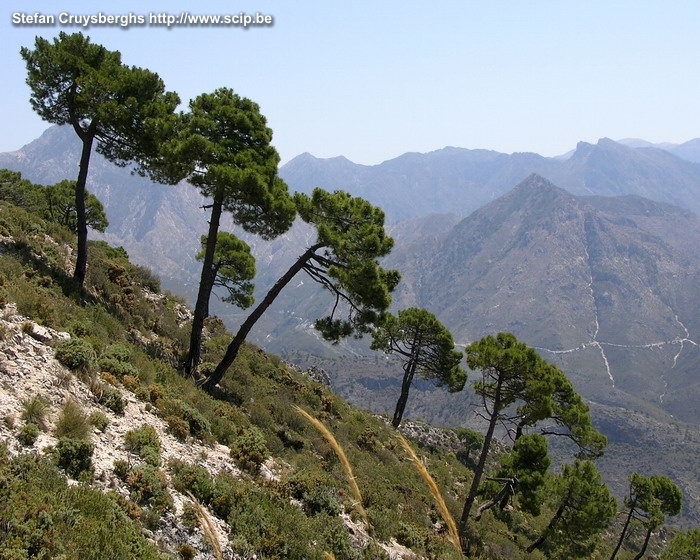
[323,553,336,560]
[396,433,462,555]
[186,491,222,560]
[293,405,370,529]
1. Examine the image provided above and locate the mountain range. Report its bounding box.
[281,136,700,222]
[2,125,700,519]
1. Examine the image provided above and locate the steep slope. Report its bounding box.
[0,126,207,287]
[385,174,700,424]
[3,129,700,421]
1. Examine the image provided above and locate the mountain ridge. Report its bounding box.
[281,136,700,222]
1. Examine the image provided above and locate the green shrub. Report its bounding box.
[283,468,341,516]
[102,343,132,362]
[133,383,151,402]
[221,477,352,560]
[9,277,61,327]
[102,389,126,415]
[125,424,161,467]
[165,415,190,441]
[396,521,424,549]
[114,459,130,480]
[68,319,90,337]
[230,426,269,475]
[157,397,211,441]
[181,502,200,530]
[54,437,94,479]
[0,448,159,559]
[169,459,215,505]
[357,426,380,452]
[17,422,39,446]
[125,465,172,513]
[88,410,109,432]
[54,398,91,440]
[21,394,51,430]
[98,355,139,378]
[54,337,96,371]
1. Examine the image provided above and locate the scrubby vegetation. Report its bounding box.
[0,143,697,560]
[0,169,695,557]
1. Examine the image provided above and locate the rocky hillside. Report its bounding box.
[0,201,475,559]
[0,303,238,558]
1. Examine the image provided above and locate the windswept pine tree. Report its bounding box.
[611,473,683,560]
[21,32,181,287]
[161,88,296,378]
[457,332,606,552]
[370,307,466,427]
[202,188,400,392]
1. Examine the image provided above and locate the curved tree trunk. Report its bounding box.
[72,122,96,288]
[201,244,322,392]
[633,526,654,560]
[185,198,223,376]
[610,502,637,560]
[392,357,418,428]
[527,502,566,552]
[459,381,503,553]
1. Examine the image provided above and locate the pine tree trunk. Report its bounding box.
[201,244,323,392]
[459,400,502,551]
[610,502,637,560]
[527,502,566,552]
[72,125,96,288]
[633,526,653,560]
[184,198,223,376]
[392,358,418,428]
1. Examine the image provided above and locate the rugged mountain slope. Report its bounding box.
[281,137,700,221]
[4,127,700,526]
[385,174,700,424]
[2,127,700,421]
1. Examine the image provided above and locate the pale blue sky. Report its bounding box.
[2,1,699,165]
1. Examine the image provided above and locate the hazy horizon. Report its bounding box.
[3,1,699,165]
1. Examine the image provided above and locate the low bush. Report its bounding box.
[0,445,159,559]
[54,398,91,440]
[230,426,269,475]
[125,465,172,513]
[165,415,190,441]
[283,468,341,516]
[88,410,109,432]
[125,424,161,467]
[99,355,139,378]
[17,422,39,446]
[169,459,216,505]
[54,437,94,479]
[54,337,96,371]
